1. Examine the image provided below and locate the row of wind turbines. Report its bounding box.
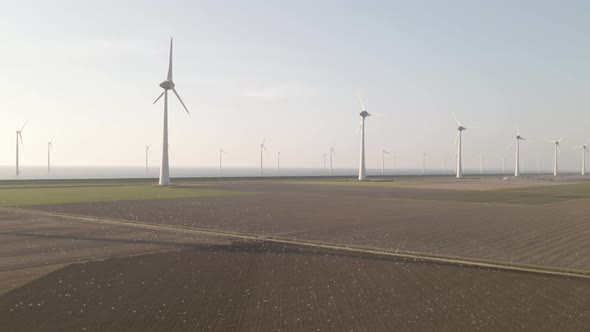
[11,38,590,183]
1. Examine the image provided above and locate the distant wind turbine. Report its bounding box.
[259,139,268,175]
[219,149,226,173]
[574,137,590,175]
[479,153,484,174]
[15,122,27,176]
[277,151,281,173]
[452,113,477,179]
[329,146,335,175]
[421,152,428,175]
[381,148,390,175]
[48,138,54,173]
[544,137,563,176]
[145,145,151,173]
[357,95,382,181]
[153,38,190,186]
[507,124,528,177]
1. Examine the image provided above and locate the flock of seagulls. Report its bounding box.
[11,38,590,184]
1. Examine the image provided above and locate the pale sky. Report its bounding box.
[1,0,589,172]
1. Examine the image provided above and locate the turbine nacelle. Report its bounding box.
[360,110,370,118]
[159,80,175,90]
[458,126,466,131]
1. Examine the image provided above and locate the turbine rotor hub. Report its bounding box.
[360,110,370,118]
[159,80,175,90]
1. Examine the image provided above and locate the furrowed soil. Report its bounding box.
[27,182,590,271]
[1,241,588,332]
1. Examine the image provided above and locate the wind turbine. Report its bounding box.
[574,137,590,175]
[153,38,190,186]
[479,153,484,174]
[15,122,27,176]
[421,152,428,175]
[452,113,476,179]
[381,148,390,175]
[329,146,335,175]
[507,124,527,177]
[259,139,268,175]
[277,151,281,173]
[47,138,55,173]
[48,138,54,173]
[145,145,151,173]
[219,149,226,173]
[544,137,563,176]
[357,95,382,181]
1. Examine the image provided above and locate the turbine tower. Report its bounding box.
[452,113,476,179]
[259,139,268,175]
[219,149,226,173]
[575,137,590,175]
[357,95,382,181]
[153,38,190,186]
[329,146,335,175]
[421,152,428,175]
[145,145,151,173]
[479,153,484,174]
[277,151,281,173]
[544,137,563,176]
[381,148,390,175]
[15,122,27,176]
[508,124,527,177]
[48,138,54,173]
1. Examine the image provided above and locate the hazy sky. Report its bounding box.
[1,0,589,172]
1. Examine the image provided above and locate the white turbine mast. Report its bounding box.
[452,113,477,179]
[329,146,335,175]
[145,145,151,173]
[16,121,27,176]
[277,151,281,173]
[219,148,226,173]
[544,137,563,176]
[260,139,268,175]
[48,137,54,173]
[574,137,590,175]
[421,152,428,175]
[357,95,382,181]
[507,123,528,177]
[381,148,390,175]
[153,38,190,186]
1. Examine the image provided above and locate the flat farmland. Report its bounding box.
[1,241,588,331]
[23,179,590,272]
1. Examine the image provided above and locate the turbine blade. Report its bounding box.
[558,136,564,142]
[544,139,556,143]
[507,139,516,150]
[586,136,590,146]
[515,122,521,135]
[451,112,461,126]
[167,38,173,81]
[262,144,268,152]
[153,91,165,104]
[20,121,28,132]
[18,133,24,146]
[358,94,366,111]
[370,113,384,116]
[356,121,362,136]
[172,88,190,114]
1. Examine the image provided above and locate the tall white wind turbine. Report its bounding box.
[15,122,27,176]
[452,113,476,179]
[48,138,54,173]
[381,148,390,175]
[259,139,268,175]
[507,124,527,177]
[153,38,190,186]
[574,137,590,175]
[357,95,382,181]
[544,137,563,176]
[329,146,335,175]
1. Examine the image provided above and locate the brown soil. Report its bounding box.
[27,182,590,271]
[1,241,588,332]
